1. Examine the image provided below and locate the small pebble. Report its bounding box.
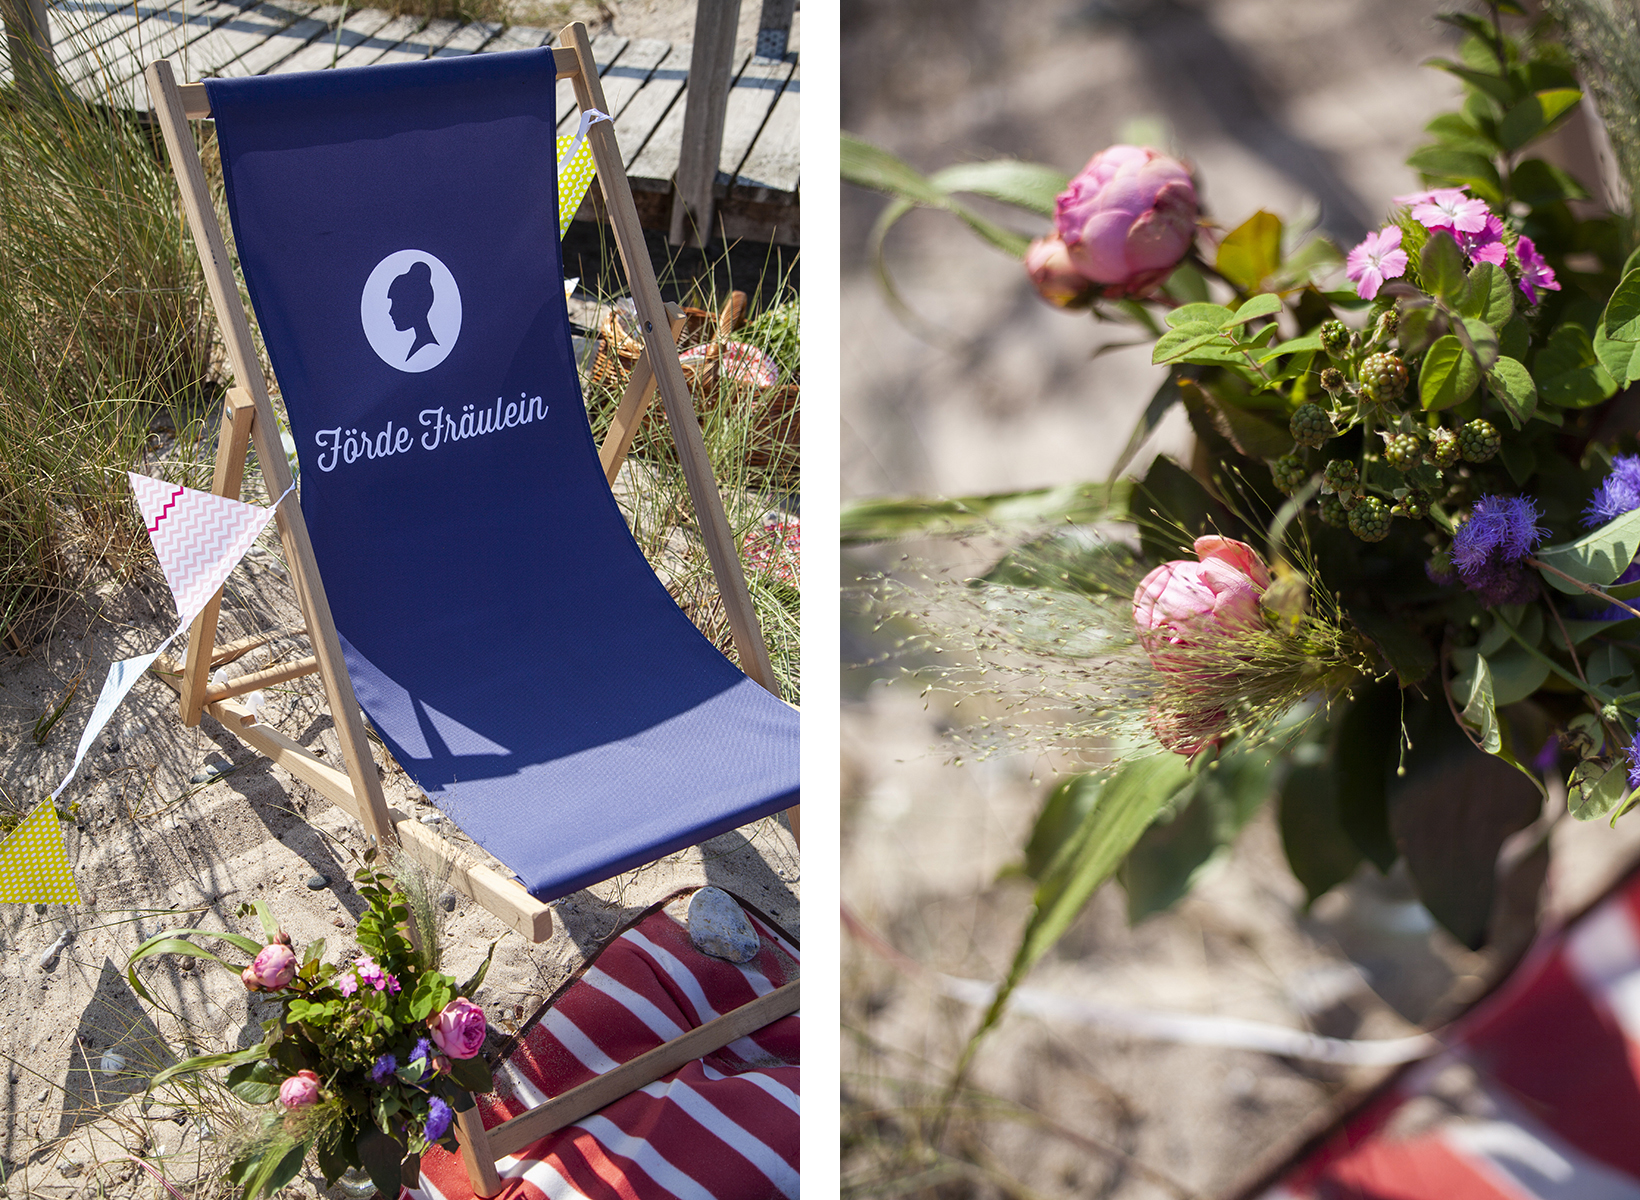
[37,931,72,971]
[99,1050,125,1077]
[57,1159,82,1179]
[418,812,442,826]
[189,762,231,785]
[686,887,759,964]
[306,874,328,890]
[333,917,345,928]
[439,892,457,912]
[35,1088,47,1102]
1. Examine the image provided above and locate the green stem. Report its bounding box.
[1492,611,1589,692]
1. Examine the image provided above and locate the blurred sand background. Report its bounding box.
[841,2,1640,1196]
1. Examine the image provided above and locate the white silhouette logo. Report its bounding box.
[360,250,462,373]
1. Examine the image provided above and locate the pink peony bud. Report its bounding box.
[1055,145,1198,298]
[277,1069,320,1109]
[241,966,260,992]
[1132,535,1269,673]
[433,1055,452,1075]
[428,997,487,1060]
[1024,235,1094,307]
[246,943,297,991]
[270,928,293,946]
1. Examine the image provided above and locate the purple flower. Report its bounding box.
[1450,495,1546,606]
[1401,186,1491,234]
[1628,729,1640,791]
[1346,226,1409,300]
[1592,561,1640,621]
[409,1038,433,1066]
[1585,455,1640,527]
[425,1095,453,1142]
[354,956,400,994]
[1428,214,1507,268]
[370,1054,397,1084]
[337,971,358,998]
[1516,236,1560,305]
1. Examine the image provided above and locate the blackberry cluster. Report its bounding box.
[1323,458,1359,502]
[1384,433,1422,471]
[1375,308,1400,342]
[1271,454,1308,495]
[1348,496,1393,542]
[1458,418,1501,463]
[1319,319,1350,359]
[1394,488,1432,520]
[1319,367,1345,393]
[1290,403,1333,449]
[1359,352,1408,405]
[1318,494,1349,528]
[1429,426,1460,468]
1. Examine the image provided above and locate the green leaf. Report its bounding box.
[1455,653,1503,754]
[1222,292,1283,326]
[1018,754,1195,969]
[1153,324,1230,365]
[1500,315,1530,361]
[1133,455,1217,564]
[841,133,1036,258]
[1426,58,1518,110]
[149,1042,267,1089]
[125,931,263,1004]
[839,481,1130,543]
[458,941,497,998]
[356,1129,407,1200]
[1535,324,1618,408]
[1457,261,1514,330]
[1419,334,1481,410]
[1602,268,1640,342]
[1020,775,1100,882]
[1406,142,1504,203]
[1350,610,1435,686]
[1166,303,1235,329]
[1107,374,1181,484]
[1278,758,1363,905]
[1486,356,1538,427]
[448,1054,494,1095]
[1497,88,1583,152]
[1485,642,1553,705]
[1536,508,1640,591]
[1424,112,1502,157]
[1456,316,1500,372]
[1420,231,1468,301]
[1257,333,1322,363]
[1216,211,1283,292]
[1595,324,1640,388]
[1571,760,1631,821]
[1511,157,1592,206]
[1334,684,1401,873]
[926,158,1074,219]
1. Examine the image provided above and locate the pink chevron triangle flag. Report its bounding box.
[127,473,282,625]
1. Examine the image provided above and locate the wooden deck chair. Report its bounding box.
[141,25,799,1190]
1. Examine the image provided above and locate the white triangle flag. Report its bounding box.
[51,639,172,800]
[127,473,285,626]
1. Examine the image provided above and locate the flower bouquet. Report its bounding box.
[127,854,495,1198]
[843,1,1640,1045]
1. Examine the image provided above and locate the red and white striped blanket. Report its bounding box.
[406,895,799,1200]
[1257,867,1640,1199]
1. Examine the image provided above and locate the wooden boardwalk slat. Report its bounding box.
[479,21,549,54]
[367,13,460,64]
[266,5,390,73]
[330,11,421,67]
[159,0,314,85]
[610,39,690,174]
[71,0,259,106]
[428,17,496,57]
[717,51,791,183]
[734,59,796,195]
[55,0,243,89]
[46,0,137,65]
[628,44,749,186]
[215,0,339,76]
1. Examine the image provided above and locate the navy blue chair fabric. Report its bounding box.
[204,51,799,902]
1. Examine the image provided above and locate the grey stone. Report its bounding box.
[439,891,457,912]
[686,887,759,963]
[189,761,231,785]
[306,874,328,890]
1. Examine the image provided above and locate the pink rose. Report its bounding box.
[1132,535,1269,673]
[1023,235,1093,307]
[245,943,297,991]
[277,1069,320,1108]
[1055,145,1198,298]
[428,997,487,1060]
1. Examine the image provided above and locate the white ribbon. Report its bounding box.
[557,108,611,173]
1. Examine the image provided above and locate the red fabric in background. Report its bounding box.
[406,896,798,1200]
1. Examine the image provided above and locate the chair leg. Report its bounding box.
[785,804,800,848]
[455,1105,504,1198]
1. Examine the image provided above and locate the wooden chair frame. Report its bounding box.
[141,27,800,1186]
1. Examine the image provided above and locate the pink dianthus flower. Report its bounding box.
[1401,186,1490,234]
[1345,226,1408,300]
[1516,235,1560,305]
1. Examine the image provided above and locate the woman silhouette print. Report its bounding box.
[386,259,438,360]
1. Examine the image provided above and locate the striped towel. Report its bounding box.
[1256,868,1640,1199]
[407,894,799,1200]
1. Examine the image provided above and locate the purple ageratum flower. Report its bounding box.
[425,1095,453,1142]
[1346,226,1409,300]
[1450,495,1547,606]
[370,1054,397,1084]
[1399,186,1491,234]
[1628,728,1640,791]
[1584,455,1640,528]
[409,1038,433,1066]
[1516,235,1561,305]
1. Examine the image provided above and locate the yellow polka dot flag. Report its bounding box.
[557,134,597,239]
[0,799,80,905]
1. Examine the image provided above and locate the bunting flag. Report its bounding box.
[51,645,171,801]
[0,799,81,904]
[556,108,609,237]
[126,472,284,627]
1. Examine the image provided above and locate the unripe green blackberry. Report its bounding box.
[1319,319,1350,359]
[1429,426,1460,468]
[1319,367,1345,393]
[1359,352,1408,405]
[1384,433,1422,471]
[1290,403,1333,449]
[1458,418,1501,463]
[1322,458,1359,494]
[1318,494,1349,528]
[1394,488,1432,520]
[1349,495,1392,542]
[1271,454,1308,495]
[1375,308,1400,342]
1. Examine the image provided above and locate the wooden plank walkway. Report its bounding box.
[16,0,799,242]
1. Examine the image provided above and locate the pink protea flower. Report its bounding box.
[277,1069,320,1109]
[1399,186,1490,234]
[1132,535,1270,674]
[429,996,487,1060]
[1054,145,1198,298]
[1024,234,1093,307]
[1346,227,1409,301]
[243,943,297,991]
[1516,235,1560,304]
